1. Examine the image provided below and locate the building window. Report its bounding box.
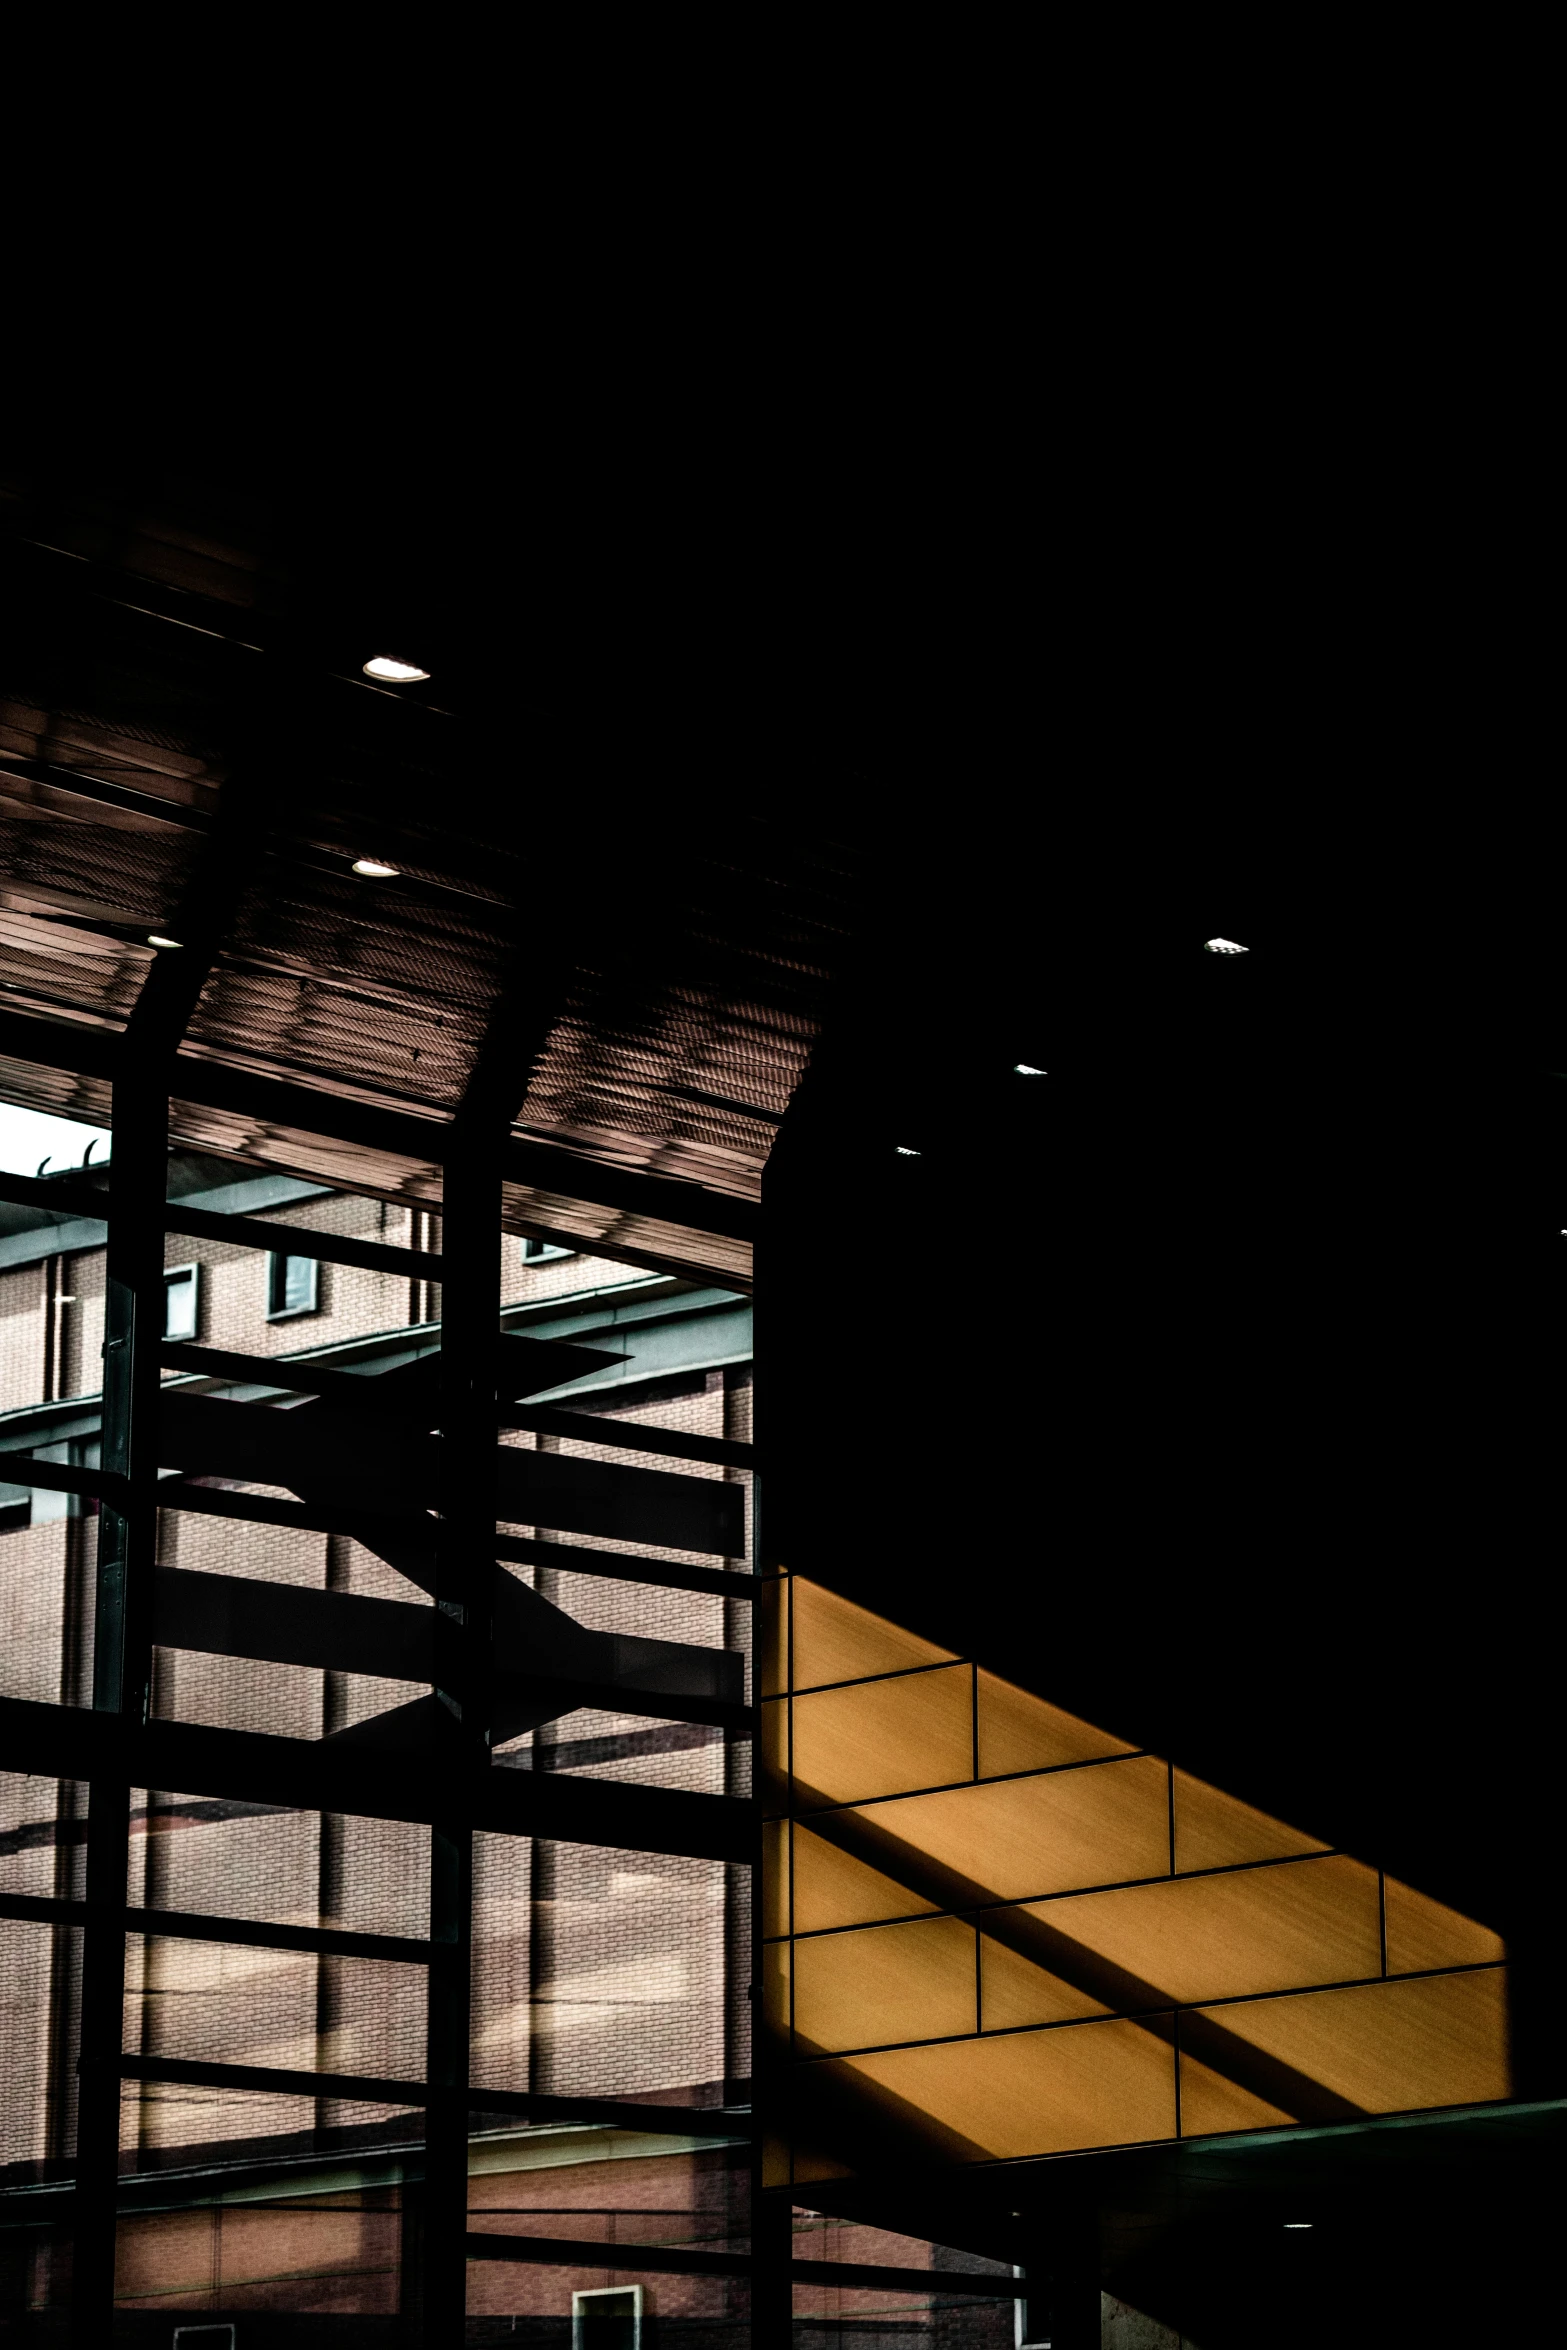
[266,1252,320,1319]
[163,1264,200,1342]
[573,2287,642,2350]
[522,1235,573,1262]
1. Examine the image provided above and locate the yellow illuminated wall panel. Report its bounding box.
[761,1575,1512,2179]
[793,1915,977,2054]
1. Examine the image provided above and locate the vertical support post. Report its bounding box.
[423,1119,502,2344]
[71,1061,168,2342]
[750,1246,792,2350]
[1047,2205,1102,2350]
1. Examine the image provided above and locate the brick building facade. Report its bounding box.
[0,1149,773,2332]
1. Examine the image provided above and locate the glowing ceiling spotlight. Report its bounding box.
[362,656,431,683]
[1014,1063,1047,1076]
[896,1146,921,1157]
[1204,937,1249,954]
[352,858,401,879]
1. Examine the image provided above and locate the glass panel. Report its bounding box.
[0,1770,86,1900]
[474,1838,734,2105]
[976,1670,1134,1778]
[792,1916,977,2055]
[122,1933,426,2083]
[465,2255,749,2338]
[1383,1876,1506,1974]
[823,2012,1178,2161]
[1013,1853,1382,2006]
[1172,1767,1330,1874]
[162,1137,444,1353]
[792,2204,1014,2275]
[849,1755,1171,1903]
[502,1709,731,1794]
[126,1796,429,1941]
[151,1507,435,1739]
[0,1509,91,1708]
[790,1665,974,1808]
[790,1577,957,1693]
[792,1821,937,1936]
[117,2175,406,2320]
[468,2126,750,2256]
[1183,1966,1510,2117]
[0,1918,78,2179]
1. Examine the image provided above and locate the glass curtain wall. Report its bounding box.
[0,1085,756,2346]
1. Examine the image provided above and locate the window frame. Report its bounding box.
[162,1261,201,1342]
[265,1250,321,1321]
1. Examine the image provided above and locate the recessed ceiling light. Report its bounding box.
[1284,2221,1312,2230]
[362,656,431,683]
[1204,938,1249,954]
[352,859,400,879]
[1014,1063,1047,1076]
[147,934,183,949]
[896,1146,921,1157]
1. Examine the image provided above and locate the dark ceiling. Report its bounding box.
[0,467,874,1285]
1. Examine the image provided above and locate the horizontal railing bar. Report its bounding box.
[0,1694,755,1861]
[112,2054,426,2106]
[503,1405,751,1470]
[163,1198,444,1278]
[145,1488,756,1601]
[106,2057,753,2140]
[0,1888,431,1965]
[0,1168,109,1221]
[156,1346,751,1468]
[466,2090,752,2138]
[0,1454,117,1502]
[496,1674,752,1736]
[153,1480,432,1542]
[496,1535,755,1603]
[465,2230,750,2276]
[790,2260,1021,2299]
[161,1342,432,1402]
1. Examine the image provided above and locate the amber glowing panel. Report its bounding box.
[1172,1768,1330,1874]
[789,1578,958,1694]
[1187,1967,1510,2115]
[979,1934,1111,2031]
[830,2014,1178,2160]
[1016,1854,1383,2007]
[789,1665,974,1808]
[762,1818,790,1940]
[976,1670,1134,1777]
[849,1755,1170,1902]
[1383,1877,1506,1975]
[792,1822,938,1935]
[758,1575,787,1699]
[793,1915,978,2054]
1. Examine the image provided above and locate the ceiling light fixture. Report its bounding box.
[1014,1063,1047,1076]
[896,1146,921,1157]
[147,934,184,949]
[352,859,400,879]
[1284,2222,1313,2230]
[1204,938,1249,954]
[362,656,431,684]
